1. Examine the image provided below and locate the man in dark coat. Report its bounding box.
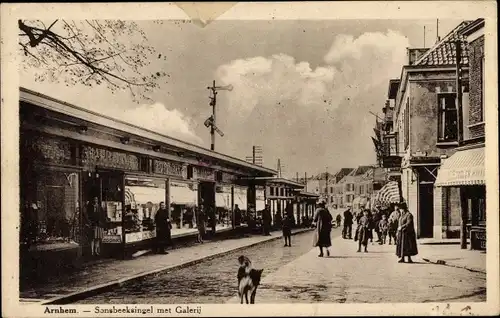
[155,202,172,254]
[396,202,418,263]
[313,201,333,257]
[262,204,272,236]
[342,208,353,239]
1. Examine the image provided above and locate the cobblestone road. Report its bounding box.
[76,229,333,304]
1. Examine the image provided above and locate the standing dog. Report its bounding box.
[237,256,264,304]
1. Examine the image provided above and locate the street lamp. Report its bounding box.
[205,80,233,151]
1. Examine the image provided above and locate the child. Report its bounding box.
[282,213,292,247]
[378,214,389,245]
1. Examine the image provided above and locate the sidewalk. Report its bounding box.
[20,228,312,305]
[418,243,486,274]
[226,235,486,303]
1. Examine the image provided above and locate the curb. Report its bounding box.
[41,228,313,305]
[421,257,486,274]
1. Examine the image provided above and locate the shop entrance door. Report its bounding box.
[199,181,216,235]
[83,170,124,259]
[419,183,434,238]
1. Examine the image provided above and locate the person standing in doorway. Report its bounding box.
[87,196,106,257]
[262,204,272,236]
[312,200,333,257]
[342,208,353,239]
[154,202,172,254]
[396,202,418,263]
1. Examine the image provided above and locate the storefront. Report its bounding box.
[435,145,485,250]
[19,88,277,280]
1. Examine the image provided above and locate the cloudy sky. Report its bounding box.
[20,18,463,178]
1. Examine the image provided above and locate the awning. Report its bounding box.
[373,181,401,205]
[435,146,485,187]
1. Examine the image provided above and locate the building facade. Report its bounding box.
[19,88,276,280]
[392,21,473,239]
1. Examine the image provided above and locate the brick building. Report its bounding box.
[435,19,486,250]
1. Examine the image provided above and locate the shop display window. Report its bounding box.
[216,185,232,229]
[21,169,80,251]
[170,181,198,235]
[124,176,166,244]
[233,186,248,226]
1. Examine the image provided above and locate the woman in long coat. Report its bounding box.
[312,201,333,257]
[395,202,418,263]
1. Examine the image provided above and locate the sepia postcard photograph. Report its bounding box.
[1,1,498,317]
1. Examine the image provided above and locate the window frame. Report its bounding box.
[437,92,459,143]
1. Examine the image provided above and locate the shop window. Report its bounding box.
[124,176,166,244]
[215,185,232,229]
[233,186,248,226]
[20,169,80,250]
[437,93,458,142]
[169,180,198,233]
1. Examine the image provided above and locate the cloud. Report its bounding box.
[120,103,202,144]
[213,30,410,174]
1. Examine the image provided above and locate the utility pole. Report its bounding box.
[325,167,329,204]
[205,80,232,151]
[304,172,307,191]
[277,159,282,178]
[296,172,299,182]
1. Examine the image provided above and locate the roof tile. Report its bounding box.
[415,21,473,66]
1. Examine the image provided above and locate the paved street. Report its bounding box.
[75,228,331,304]
[74,228,485,304]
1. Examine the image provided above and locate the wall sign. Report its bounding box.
[221,172,237,183]
[195,166,215,181]
[82,146,139,170]
[153,159,186,177]
[27,136,72,164]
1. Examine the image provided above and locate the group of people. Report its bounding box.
[312,200,418,263]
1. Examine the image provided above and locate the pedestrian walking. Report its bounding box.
[342,208,353,239]
[154,202,172,254]
[354,209,370,252]
[378,214,389,245]
[262,204,272,236]
[196,206,206,243]
[87,196,107,257]
[395,202,418,263]
[335,213,342,228]
[366,209,374,243]
[312,200,333,257]
[282,212,292,247]
[388,204,400,245]
[373,209,382,243]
